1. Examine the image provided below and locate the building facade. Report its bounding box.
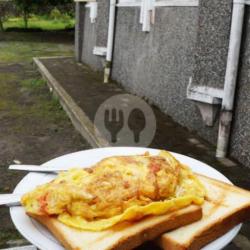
[75,0,250,167]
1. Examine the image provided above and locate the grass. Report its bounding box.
[0,40,73,63]
[20,78,47,89]
[16,77,66,122]
[0,73,68,133]
[0,32,85,248]
[0,33,73,124]
[3,15,75,31]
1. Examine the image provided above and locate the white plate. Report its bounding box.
[10,147,241,250]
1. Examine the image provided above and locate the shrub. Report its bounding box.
[0,0,14,31]
[50,7,61,20]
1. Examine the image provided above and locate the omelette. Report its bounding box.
[21,150,205,231]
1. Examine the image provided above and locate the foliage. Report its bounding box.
[13,0,37,28]
[42,2,74,17]
[0,0,13,31]
[13,0,74,29]
[50,7,61,20]
[3,15,75,31]
[47,0,73,6]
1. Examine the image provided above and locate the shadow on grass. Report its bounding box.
[5,27,43,32]
[0,29,74,44]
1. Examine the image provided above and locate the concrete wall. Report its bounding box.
[230,7,250,166]
[81,8,103,70]
[111,7,218,144]
[79,0,109,70]
[76,2,250,168]
[192,0,232,89]
[75,2,84,62]
[95,0,109,47]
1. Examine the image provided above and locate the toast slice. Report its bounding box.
[158,174,250,250]
[28,204,202,250]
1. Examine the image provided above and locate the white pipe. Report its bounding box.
[90,2,98,23]
[142,0,151,31]
[106,0,116,62]
[104,0,116,83]
[140,0,145,24]
[141,0,154,32]
[216,2,245,157]
[151,0,155,25]
[117,0,199,7]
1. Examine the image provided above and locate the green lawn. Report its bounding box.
[0,36,74,63]
[3,16,75,30]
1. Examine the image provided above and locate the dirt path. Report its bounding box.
[0,32,90,248]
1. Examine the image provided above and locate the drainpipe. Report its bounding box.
[140,0,155,32]
[104,0,116,83]
[89,2,98,23]
[142,0,151,31]
[216,0,245,158]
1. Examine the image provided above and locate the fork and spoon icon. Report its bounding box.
[104,108,146,143]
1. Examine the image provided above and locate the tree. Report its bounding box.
[14,0,73,29]
[46,0,72,5]
[13,0,37,29]
[46,0,74,16]
[0,0,12,31]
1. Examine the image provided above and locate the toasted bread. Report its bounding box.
[158,174,250,250]
[28,204,202,250]
[27,174,250,250]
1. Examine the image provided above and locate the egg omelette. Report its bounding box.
[21,150,205,231]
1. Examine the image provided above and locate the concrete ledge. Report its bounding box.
[187,85,223,105]
[33,57,109,148]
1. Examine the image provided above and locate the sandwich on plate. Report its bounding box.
[20,150,250,250]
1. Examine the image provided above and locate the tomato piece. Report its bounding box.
[150,162,161,173]
[38,193,48,214]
